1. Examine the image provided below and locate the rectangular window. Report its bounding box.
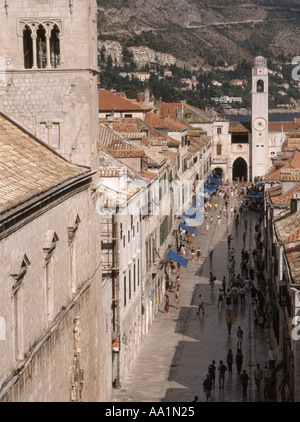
[217,127,222,134]
[13,288,23,362]
[124,275,127,307]
[133,263,136,292]
[129,270,132,299]
[137,259,140,286]
[40,122,61,149]
[45,261,53,323]
[128,230,130,243]
[123,235,125,247]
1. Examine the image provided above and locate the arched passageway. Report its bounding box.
[232,157,247,182]
[212,167,223,180]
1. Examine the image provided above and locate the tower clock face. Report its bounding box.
[253,117,267,131]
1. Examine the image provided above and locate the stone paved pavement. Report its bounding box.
[112,190,271,403]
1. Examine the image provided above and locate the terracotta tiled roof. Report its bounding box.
[265,148,300,182]
[285,229,300,242]
[286,246,300,283]
[270,183,300,205]
[99,124,145,158]
[0,113,89,215]
[268,184,282,197]
[145,112,187,131]
[275,211,300,243]
[229,121,251,133]
[268,118,300,132]
[161,103,183,119]
[99,89,152,112]
[101,116,180,148]
[141,145,167,166]
[189,137,205,149]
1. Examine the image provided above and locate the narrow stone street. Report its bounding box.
[112,188,270,402]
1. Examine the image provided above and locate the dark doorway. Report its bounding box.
[212,167,223,180]
[232,157,247,182]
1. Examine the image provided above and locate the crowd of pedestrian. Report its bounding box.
[197,182,269,401]
[164,181,270,401]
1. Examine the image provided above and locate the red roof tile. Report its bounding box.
[161,103,183,119]
[99,89,152,112]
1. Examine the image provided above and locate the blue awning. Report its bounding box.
[205,182,219,191]
[182,210,204,226]
[179,222,197,235]
[212,171,222,180]
[209,175,223,186]
[182,207,196,219]
[166,249,188,268]
[204,188,213,194]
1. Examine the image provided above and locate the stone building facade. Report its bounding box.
[0,1,112,402]
[0,0,99,171]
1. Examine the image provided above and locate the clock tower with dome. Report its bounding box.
[251,56,269,180]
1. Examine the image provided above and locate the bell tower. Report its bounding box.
[251,56,269,180]
[0,1,99,172]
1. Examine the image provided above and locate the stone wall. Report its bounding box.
[0,0,99,171]
[0,186,111,402]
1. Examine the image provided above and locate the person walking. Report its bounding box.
[209,272,216,288]
[227,234,233,249]
[217,289,224,308]
[197,294,205,315]
[253,363,264,393]
[222,276,226,295]
[239,286,246,307]
[226,313,233,334]
[174,287,181,310]
[240,370,250,397]
[209,248,214,263]
[237,326,244,349]
[226,349,233,374]
[205,223,210,235]
[208,360,216,386]
[218,360,227,389]
[197,247,201,261]
[164,294,170,314]
[187,233,192,249]
[235,349,244,376]
[191,245,195,261]
[225,289,232,309]
[203,374,213,401]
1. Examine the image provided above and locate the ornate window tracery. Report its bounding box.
[20,19,62,69]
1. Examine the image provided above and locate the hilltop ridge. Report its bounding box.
[98,0,300,66]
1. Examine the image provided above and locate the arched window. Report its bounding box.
[22,21,61,69]
[216,142,222,156]
[36,25,46,69]
[50,25,60,68]
[23,25,33,69]
[257,79,264,92]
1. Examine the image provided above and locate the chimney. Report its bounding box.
[108,109,114,130]
[144,88,150,105]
